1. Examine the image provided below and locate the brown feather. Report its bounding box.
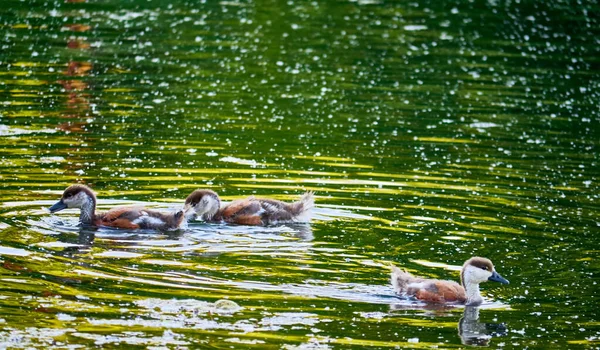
[99,218,140,229]
[414,289,446,303]
[432,281,467,303]
[230,215,263,225]
[219,198,256,218]
[98,206,142,223]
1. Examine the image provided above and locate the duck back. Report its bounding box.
[261,191,314,224]
[214,192,314,225]
[96,207,185,230]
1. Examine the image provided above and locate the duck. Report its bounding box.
[48,184,185,230]
[182,189,314,226]
[390,257,509,306]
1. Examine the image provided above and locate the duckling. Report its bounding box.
[48,184,185,230]
[183,189,314,225]
[391,257,509,306]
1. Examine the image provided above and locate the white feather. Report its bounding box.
[132,216,165,227]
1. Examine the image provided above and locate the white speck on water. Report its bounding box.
[440,32,454,40]
[95,251,145,258]
[220,156,261,167]
[470,122,498,128]
[56,313,77,322]
[0,125,56,136]
[108,11,146,22]
[0,246,31,256]
[403,25,428,31]
[30,156,66,164]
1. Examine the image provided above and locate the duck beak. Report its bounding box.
[49,199,68,213]
[183,203,194,216]
[488,271,509,284]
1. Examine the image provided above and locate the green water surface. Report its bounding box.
[0,0,599,348]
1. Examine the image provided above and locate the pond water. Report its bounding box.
[1,0,599,348]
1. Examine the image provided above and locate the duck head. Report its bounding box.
[461,257,509,286]
[182,189,220,221]
[49,184,96,213]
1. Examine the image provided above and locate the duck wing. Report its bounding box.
[96,206,145,229]
[138,208,185,229]
[411,280,466,304]
[218,198,264,225]
[98,207,184,229]
[257,199,295,224]
[432,281,466,303]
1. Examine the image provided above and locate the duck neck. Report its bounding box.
[463,281,483,306]
[200,195,221,221]
[201,209,217,221]
[79,198,96,225]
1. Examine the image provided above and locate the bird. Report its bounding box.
[390,257,509,305]
[48,184,185,230]
[182,189,314,226]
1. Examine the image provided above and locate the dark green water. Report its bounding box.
[1,0,599,348]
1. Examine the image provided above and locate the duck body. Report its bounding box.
[391,257,509,306]
[183,189,314,226]
[49,184,185,230]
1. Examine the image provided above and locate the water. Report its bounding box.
[1,0,599,348]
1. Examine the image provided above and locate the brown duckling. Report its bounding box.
[391,257,509,305]
[49,184,185,230]
[183,189,314,225]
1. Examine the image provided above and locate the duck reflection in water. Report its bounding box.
[51,227,97,256]
[459,306,507,346]
[388,304,508,346]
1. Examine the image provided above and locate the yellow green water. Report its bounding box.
[0,0,599,348]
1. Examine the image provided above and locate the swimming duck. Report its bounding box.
[182,189,314,225]
[48,184,185,230]
[391,257,509,305]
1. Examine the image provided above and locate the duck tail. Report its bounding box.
[291,191,314,222]
[390,264,413,294]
